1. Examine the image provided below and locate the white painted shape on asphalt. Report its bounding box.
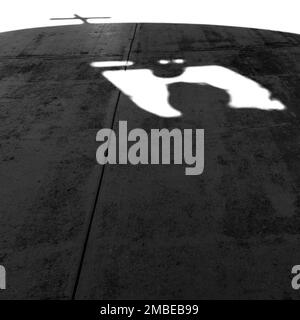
[98,65,285,118]
[158,60,170,65]
[90,61,134,68]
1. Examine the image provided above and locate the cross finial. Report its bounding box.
[50,14,111,24]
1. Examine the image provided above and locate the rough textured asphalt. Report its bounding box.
[0,23,300,299]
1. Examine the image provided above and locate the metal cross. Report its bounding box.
[50,14,111,24]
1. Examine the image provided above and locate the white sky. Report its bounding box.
[0,0,299,34]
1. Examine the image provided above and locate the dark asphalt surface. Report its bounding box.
[0,23,300,299]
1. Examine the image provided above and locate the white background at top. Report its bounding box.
[0,0,299,34]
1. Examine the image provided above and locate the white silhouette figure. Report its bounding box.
[91,61,285,117]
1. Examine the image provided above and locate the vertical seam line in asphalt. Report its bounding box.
[71,23,139,299]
